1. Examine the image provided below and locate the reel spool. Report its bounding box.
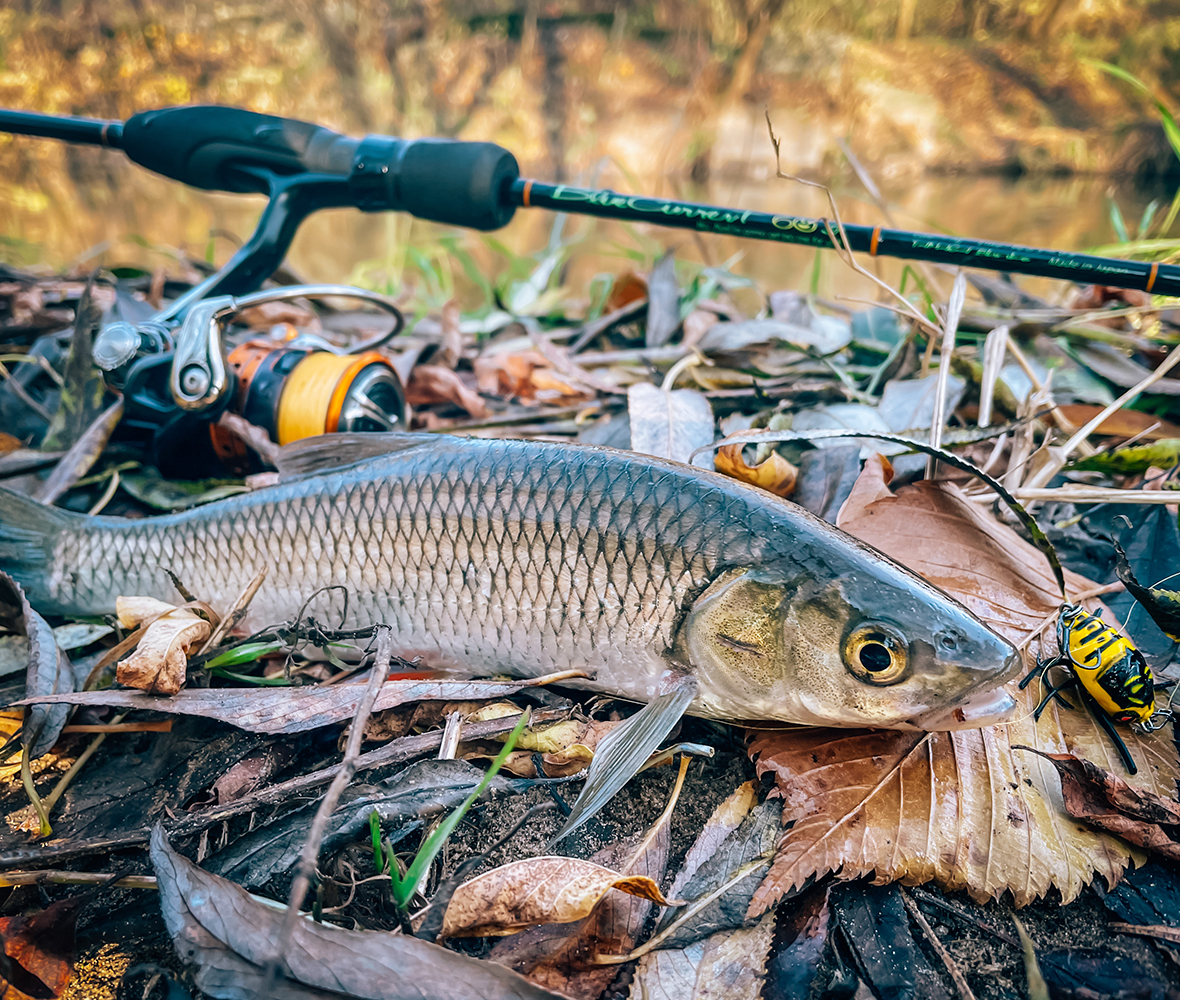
[209,342,406,471]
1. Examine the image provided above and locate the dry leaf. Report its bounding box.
[405,364,489,418]
[1054,405,1180,440]
[490,771,674,998]
[473,351,588,404]
[441,857,673,938]
[1014,748,1180,861]
[608,272,648,311]
[625,911,776,1000]
[20,673,584,734]
[0,897,82,1000]
[115,596,180,630]
[745,456,1180,913]
[116,608,210,695]
[714,444,797,497]
[836,454,1095,636]
[0,432,20,455]
[627,382,714,468]
[461,714,621,777]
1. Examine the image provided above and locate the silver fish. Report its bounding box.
[2,432,1019,835]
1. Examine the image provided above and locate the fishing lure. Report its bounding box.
[1020,603,1171,774]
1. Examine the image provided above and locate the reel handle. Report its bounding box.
[121,105,518,230]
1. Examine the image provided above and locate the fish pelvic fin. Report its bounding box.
[0,486,73,601]
[554,676,696,843]
[276,431,442,481]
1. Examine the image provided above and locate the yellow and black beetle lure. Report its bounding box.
[1020,603,1170,774]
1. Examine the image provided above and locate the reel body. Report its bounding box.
[98,285,406,478]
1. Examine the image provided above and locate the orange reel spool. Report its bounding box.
[208,342,406,471]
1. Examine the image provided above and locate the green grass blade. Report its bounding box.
[390,709,531,910]
[1109,198,1129,244]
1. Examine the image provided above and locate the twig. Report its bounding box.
[907,887,1020,948]
[569,297,648,353]
[0,870,157,889]
[977,325,1009,429]
[1023,345,1180,490]
[971,487,1180,505]
[263,628,394,989]
[1109,922,1180,945]
[20,752,50,838]
[437,711,463,760]
[86,468,121,515]
[198,567,268,655]
[0,362,54,422]
[901,889,978,1000]
[765,112,941,340]
[928,272,966,478]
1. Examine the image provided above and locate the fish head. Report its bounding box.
[678,552,1020,731]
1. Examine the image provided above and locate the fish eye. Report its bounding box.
[844,624,908,685]
[938,631,959,652]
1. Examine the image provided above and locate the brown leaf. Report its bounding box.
[490,770,675,998]
[626,910,776,1000]
[1054,404,1180,441]
[744,457,1180,913]
[714,444,797,497]
[405,364,489,418]
[115,608,210,695]
[0,432,20,455]
[1013,747,1180,861]
[608,272,648,311]
[0,898,81,1000]
[441,857,673,938]
[473,351,589,404]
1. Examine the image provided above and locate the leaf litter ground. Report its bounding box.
[2,225,1180,1000]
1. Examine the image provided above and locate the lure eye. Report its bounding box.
[844,624,909,685]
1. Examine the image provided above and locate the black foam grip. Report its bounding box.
[121,106,357,193]
[396,139,519,230]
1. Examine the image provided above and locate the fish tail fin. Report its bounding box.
[0,486,73,605]
[553,677,696,842]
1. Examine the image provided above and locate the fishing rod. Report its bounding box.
[3,104,1177,298]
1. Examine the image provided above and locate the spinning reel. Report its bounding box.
[95,284,406,478]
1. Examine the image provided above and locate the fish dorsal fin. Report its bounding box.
[554,676,696,842]
[276,432,442,481]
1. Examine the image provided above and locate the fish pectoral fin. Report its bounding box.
[553,676,696,843]
[277,432,441,481]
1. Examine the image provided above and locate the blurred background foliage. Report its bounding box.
[3,0,1180,304]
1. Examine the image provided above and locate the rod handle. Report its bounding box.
[119,105,519,229]
[121,105,358,193]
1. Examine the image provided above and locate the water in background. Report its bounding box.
[0,137,1161,310]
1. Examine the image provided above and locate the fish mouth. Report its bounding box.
[908,685,1017,731]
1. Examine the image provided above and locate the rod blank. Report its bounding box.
[510,179,1180,297]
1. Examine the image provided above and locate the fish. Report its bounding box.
[1,431,1020,836]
